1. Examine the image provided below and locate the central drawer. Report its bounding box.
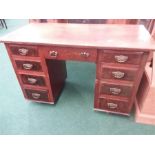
[42,46,97,62]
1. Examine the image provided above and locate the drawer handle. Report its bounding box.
[18,48,29,56]
[115,55,128,63]
[112,71,125,79]
[80,52,90,57]
[32,93,41,99]
[23,63,33,70]
[27,78,37,84]
[107,102,118,109]
[110,87,121,95]
[49,51,58,57]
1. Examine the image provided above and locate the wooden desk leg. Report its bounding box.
[46,59,67,102]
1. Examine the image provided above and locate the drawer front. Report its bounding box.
[20,74,46,86]
[43,46,97,62]
[100,67,138,81]
[25,89,49,102]
[15,60,42,71]
[98,97,129,113]
[9,45,38,57]
[99,50,143,65]
[99,82,133,97]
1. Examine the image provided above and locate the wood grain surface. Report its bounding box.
[1,23,155,51]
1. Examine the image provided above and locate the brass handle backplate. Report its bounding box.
[115,55,128,63]
[49,51,58,57]
[112,71,125,79]
[18,48,29,56]
[80,52,90,57]
[110,87,121,95]
[23,63,33,70]
[107,102,118,109]
[32,93,41,99]
[27,78,37,84]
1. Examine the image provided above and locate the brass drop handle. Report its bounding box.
[32,93,41,99]
[80,52,90,57]
[112,71,125,79]
[27,78,37,84]
[18,48,29,56]
[49,51,58,57]
[115,55,128,63]
[23,63,33,70]
[110,87,121,95]
[107,102,118,109]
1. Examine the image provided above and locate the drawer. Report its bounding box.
[25,89,49,102]
[15,60,42,72]
[99,82,133,97]
[99,50,143,65]
[98,97,129,113]
[100,66,138,81]
[20,74,46,86]
[9,45,38,57]
[43,46,97,62]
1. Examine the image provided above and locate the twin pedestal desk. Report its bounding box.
[1,23,155,116]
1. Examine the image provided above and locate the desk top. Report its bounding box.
[1,23,155,51]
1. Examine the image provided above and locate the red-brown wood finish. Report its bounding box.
[15,60,42,72]
[5,43,68,104]
[99,81,133,97]
[95,50,149,115]
[25,89,49,102]
[5,43,54,103]
[46,59,67,101]
[1,23,155,50]
[42,46,97,62]
[1,23,155,115]
[9,44,39,57]
[98,97,129,114]
[99,50,143,65]
[20,74,46,86]
[100,65,138,81]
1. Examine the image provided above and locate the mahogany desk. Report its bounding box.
[1,23,155,116]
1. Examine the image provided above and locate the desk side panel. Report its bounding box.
[46,59,67,101]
